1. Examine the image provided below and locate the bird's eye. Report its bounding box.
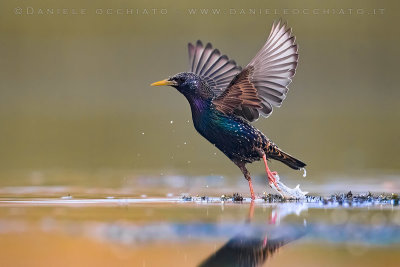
[179,77,185,83]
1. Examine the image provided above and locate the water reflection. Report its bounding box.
[199,201,307,267]
[1,198,400,266]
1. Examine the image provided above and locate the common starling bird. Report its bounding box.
[151,21,306,199]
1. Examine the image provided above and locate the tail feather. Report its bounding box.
[265,143,306,170]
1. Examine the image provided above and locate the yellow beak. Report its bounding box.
[150,79,177,86]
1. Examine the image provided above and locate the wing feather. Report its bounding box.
[212,20,299,121]
[188,41,242,96]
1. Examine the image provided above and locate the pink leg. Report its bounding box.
[262,154,280,189]
[248,179,255,200]
[237,162,256,200]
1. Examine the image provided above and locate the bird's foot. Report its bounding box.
[267,171,280,189]
[269,172,308,199]
[262,154,307,199]
[268,171,286,197]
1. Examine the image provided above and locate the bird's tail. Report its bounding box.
[265,142,306,170]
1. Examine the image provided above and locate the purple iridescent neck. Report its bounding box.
[187,96,211,117]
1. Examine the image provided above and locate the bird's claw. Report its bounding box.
[267,171,279,186]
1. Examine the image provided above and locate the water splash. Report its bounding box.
[302,168,307,178]
[269,173,308,199]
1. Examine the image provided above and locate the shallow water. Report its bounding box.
[1,191,400,267]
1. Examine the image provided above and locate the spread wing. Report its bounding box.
[188,40,242,96]
[211,66,262,114]
[213,20,298,122]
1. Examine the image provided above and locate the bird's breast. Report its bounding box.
[192,109,264,161]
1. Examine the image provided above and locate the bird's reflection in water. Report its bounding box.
[199,201,307,267]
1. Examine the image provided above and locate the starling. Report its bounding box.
[151,20,306,200]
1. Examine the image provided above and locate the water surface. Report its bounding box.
[1,191,399,267]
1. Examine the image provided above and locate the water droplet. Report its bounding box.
[170,120,174,124]
[183,142,187,145]
[141,132,145,135]
[187,160,191,164]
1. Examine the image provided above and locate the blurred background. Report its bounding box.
[0,0,399,190]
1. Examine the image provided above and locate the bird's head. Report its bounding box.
[151,72,213,100]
